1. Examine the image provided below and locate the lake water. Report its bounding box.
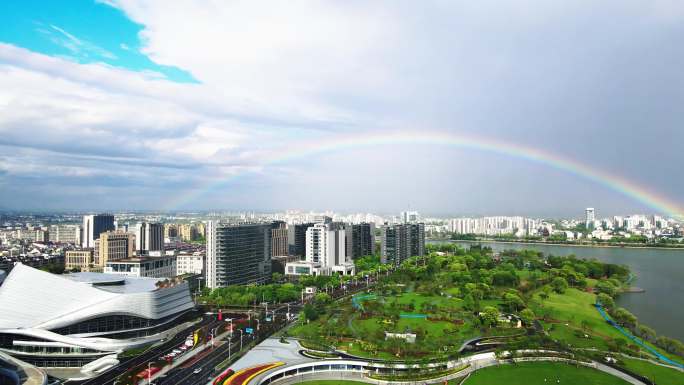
[431,240,684,342]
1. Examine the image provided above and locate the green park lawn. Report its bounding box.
[531,288,683,364]
[618,357,684,385]
[462,362,631,385]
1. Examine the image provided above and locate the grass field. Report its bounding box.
[530,288,683,364]
[618,357,684,385]
[463,362,631,385]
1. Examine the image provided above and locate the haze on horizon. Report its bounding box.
[1,1,683,217]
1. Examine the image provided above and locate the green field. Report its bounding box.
[463,362,631,385]
[530,288,682,363]
[618,357,684,385]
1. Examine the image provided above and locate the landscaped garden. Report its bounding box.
[462,362,631,385]
[287,244,684,374]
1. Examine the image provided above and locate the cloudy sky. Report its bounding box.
[1,1,683,217]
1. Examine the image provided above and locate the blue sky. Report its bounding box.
[0,1,683,217]
[0,1,195,82]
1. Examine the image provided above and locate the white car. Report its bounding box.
[193,368,202,374]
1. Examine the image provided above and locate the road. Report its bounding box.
[70,313,218,385]
[80,273,384,385]
[155,276,382,385]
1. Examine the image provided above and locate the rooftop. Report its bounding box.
[63,271,160,294]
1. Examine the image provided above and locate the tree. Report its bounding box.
[481,306,499,328]
[551,277,568,294]
[271,272,284,283]
[302,303,319,322]
[595,280,617,297]
[636,324,656,342]
[612,307,637,328]
[597,293,615,310]
[519,308,535,326]
[503,292,525,312]
[314,292,331,305]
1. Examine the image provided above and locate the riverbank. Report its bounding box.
[429,239,684,251]
[429,240,684,342]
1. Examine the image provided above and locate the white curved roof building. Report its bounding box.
[0,263,195,371]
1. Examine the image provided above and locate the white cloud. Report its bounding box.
[2,1,684,211]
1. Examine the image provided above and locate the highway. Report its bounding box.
[153,277,382,385]
[79,274,383,385]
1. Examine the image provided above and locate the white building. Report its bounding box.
[104,254,176,278]
[49,224,81,244]
[586,208,595,227]
[286,222,355,276]
[400,211,420,224]
[449,216,541,237]
[176,252,204,276]
[0,264,194,375]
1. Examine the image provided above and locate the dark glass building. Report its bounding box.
[380,223,425,266]
[288,222,314,257]
[206,222,272,288]
[351,223,375,259]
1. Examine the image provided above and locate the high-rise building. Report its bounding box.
[351,223,375,259]
[380,223,425,266]
[288,223,314,257]
[271,221,288,257]
[135,222,164,254]
[401,211,420,224]
[95,231,135,267]
[205,222,272,289]
[82,214,115,248]
[164,223,179,239]
[586,208,595,228]
[303,222,354,275]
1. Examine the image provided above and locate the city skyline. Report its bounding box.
[1,1,684,217]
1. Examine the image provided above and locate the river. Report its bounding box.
[430,240,684,342]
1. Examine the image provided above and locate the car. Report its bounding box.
[193,368,203,374]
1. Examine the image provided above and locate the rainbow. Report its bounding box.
[163,130,684,219]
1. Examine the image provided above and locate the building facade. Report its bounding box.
[292,222,354,276]
[205,222,272,289]
[49,225,81,244]
[104,254,176,278]
[65,250,94,271]
[95,231,134,268]
[176,252,204,276]
[380,223,425,266]
[81,214,115,248]
[351,223,375,259]
[134,222,164,254]
[270,221,288,257]
[288,223,313,257]
[0,264,194,374]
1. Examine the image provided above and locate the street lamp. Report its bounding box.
[238,329,244,351]
[147,362,152,385]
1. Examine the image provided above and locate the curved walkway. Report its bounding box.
[594,303,684,369]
